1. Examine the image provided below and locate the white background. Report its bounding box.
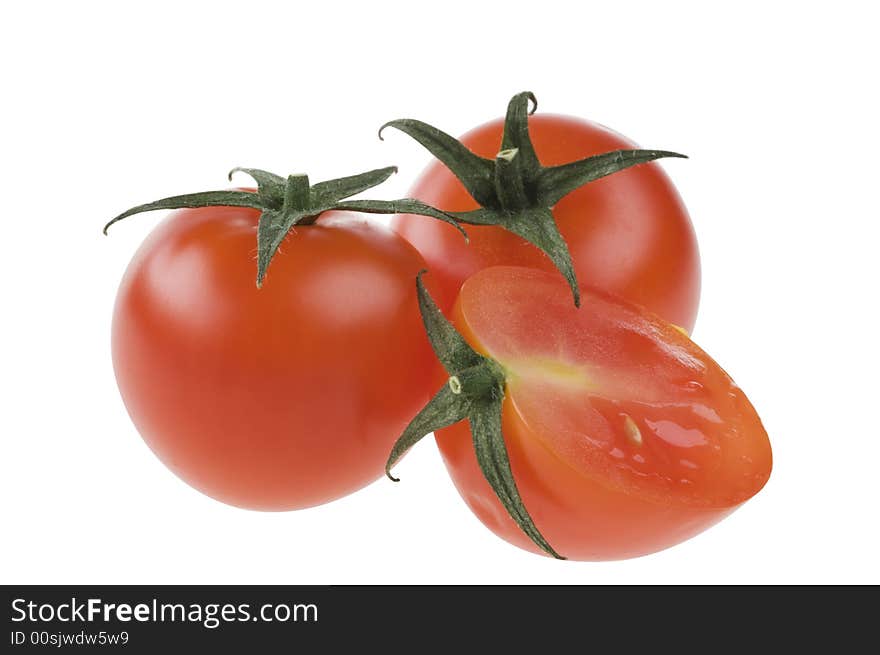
[2,1,878,584]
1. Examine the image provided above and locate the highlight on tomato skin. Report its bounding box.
[391,111,700,331]
[433,266,771,561]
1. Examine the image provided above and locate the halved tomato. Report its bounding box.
[424,266,771,560]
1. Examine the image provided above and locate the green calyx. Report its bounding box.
[386,272,565,560]
[380,91,687,307]
[103,166,465,287]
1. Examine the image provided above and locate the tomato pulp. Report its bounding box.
[393,114,701,332]
[435,267,770,560]
[112,206,435,510]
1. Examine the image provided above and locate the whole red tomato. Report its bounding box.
[389,95,700,332]
[388,267,771,560]
[109,168,454,510]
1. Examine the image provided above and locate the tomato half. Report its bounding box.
[392,114,701,332]
[112,206,434,510]
[434,266,771,560]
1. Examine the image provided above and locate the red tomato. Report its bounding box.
[434,266,771,560]
[112,206,434,510]
[393,114,701,332]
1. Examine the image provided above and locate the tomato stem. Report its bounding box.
[380,91,687,306]
[283,174,311,214]
[452,362,505,397]
[385,272,565,560]
[104,167,465,287]
[494,149,529,211]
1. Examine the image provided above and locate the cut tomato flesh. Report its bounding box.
[454,266,771,510]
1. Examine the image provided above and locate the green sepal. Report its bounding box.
[384,384,471,482]
[335,199,468,241]
[380,91,687,306]
[446,206,579,306]
[104,166,463,288]
[255,209,297,287]
[535,149,687,207]
[227,167,286,202]
[415,271,484,372]
[386,273,565,559]
[504,208,579,307]
[469,395,563,559]
[379,118,498,209]
[310,166,397,206]
[500,91,541,182]
[102,190,266,235]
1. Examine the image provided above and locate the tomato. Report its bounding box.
[431,266,770,560]
[392,113,701,332]
[112,206,435,510]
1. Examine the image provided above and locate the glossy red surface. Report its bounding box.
[435,267,771,559]
[112,207,434,510]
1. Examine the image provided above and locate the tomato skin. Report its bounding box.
[437,419,734,560]
[112,205,435,510]
[433,266,770,560]
[392,114,701,332]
